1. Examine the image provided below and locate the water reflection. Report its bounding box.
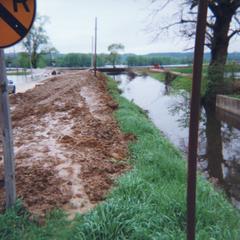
[114,73,240,208]
[204,104,224,184]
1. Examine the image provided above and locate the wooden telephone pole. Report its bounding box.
[187,0,208,239]
[93,17,97,77]
[91,36,94,68]
[0,49,16,208]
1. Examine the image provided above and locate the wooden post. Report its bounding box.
[187,0,208,239]
[91,35,94,68]
[0,49,16,208]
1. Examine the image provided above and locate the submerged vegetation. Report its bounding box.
[0,76,239,239]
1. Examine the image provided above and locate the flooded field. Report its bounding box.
[7,69,53,93]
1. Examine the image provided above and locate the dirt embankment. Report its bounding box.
[0,71,131,216]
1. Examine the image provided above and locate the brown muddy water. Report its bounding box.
[112,73,240,209]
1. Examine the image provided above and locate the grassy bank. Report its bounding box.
[7,71,30,76]
[149,65,240,97]
[169,65,208,75]
[149,71,207,96]
[149,71,195,93]
[229,94,240,99]
[0,76,240,239]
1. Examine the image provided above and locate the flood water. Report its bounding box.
[113,73,240,208]
[7,72,46,93]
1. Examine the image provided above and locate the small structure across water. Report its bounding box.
[217,95,240,116]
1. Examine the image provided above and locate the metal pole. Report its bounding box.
[93,17,97,77]
[187,1,208,240]
[0,49,16,208]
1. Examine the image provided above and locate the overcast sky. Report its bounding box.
[13,0,240,54]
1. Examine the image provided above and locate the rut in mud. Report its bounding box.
[0,71,131,216]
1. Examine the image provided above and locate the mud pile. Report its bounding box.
[0,71,130,216]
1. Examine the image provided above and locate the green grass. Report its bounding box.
[150,64,240,97]
[170,65,208,75]
[225,64,240,73]
[7,71,30,76]
[171,76,192,93]
[228,94,240,99]
[149,71,207,96]
[0,76,239,239]
[170,67,193,74]
[148,72,165,81]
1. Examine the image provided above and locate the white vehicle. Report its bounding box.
[7,79,16,94]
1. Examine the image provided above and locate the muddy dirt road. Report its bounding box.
[0,71,130,216]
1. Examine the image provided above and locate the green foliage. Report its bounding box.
[126,53,193,66]
[69,77,240,239]
[108,44,125,53]
[171,76,192,92]
[150,69,207,96]
[171,67,192,74]
[148,72,166,81]
[22,15,50,68]
[108,43,125,67]
[37,55,48,68]
[0,203,71,240]
[169,66,209,75]
[5,52,240,69]
[7,70,30,76]
[49,53,109,68]
[224,61,240,79]
[60,53,91,67]
[17,52,31,68]
[205,63,239,99]
[229,94,240,99]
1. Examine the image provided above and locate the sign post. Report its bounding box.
[0,49,16,208]
[0,0,36,208]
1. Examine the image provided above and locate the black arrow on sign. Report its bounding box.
[0,3,28,37]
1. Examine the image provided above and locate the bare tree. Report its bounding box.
[149,0,240,103]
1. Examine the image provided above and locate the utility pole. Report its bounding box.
[187,0,208,239]
[0,49,16,208]
[91,35,94,68]
[93,17,97,77]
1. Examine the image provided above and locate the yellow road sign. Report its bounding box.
[0,0,36,48]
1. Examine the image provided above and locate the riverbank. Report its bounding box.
[148,70,207,96]
[7,71,30,76]
[149,65,240,99]
[0,72,239,239]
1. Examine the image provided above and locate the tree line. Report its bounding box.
[4,52,193,68]
[6,51,240,69]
